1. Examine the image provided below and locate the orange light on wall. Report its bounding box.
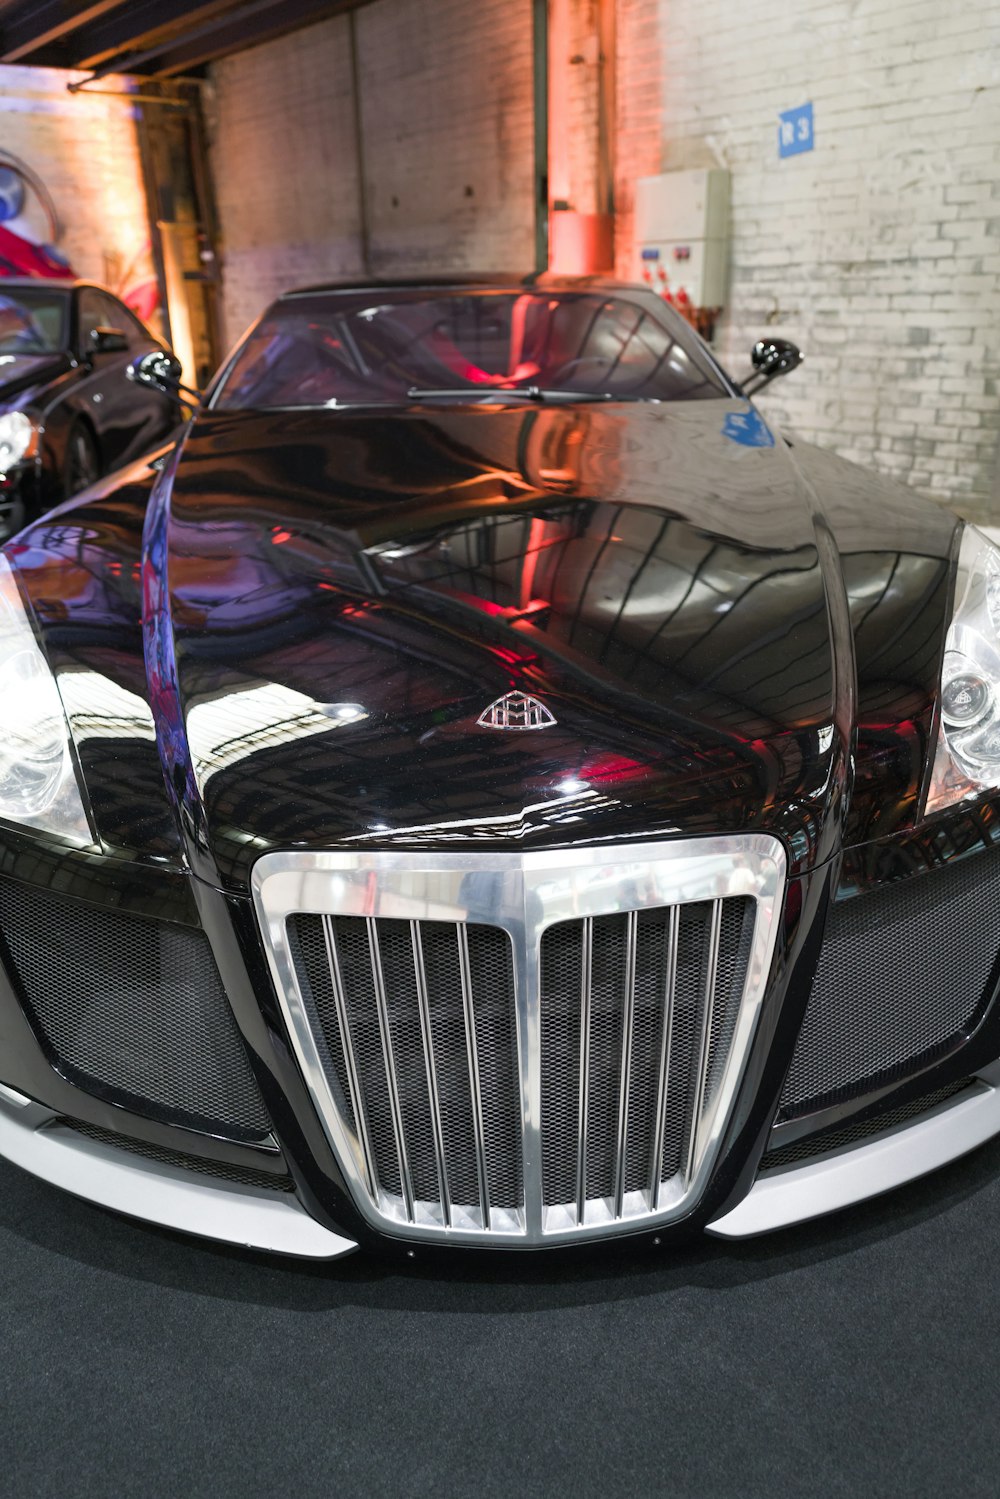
[549,210,614,274]
[546,0,615,274]
[158,222,197,390]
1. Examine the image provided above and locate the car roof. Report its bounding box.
[281,272,648,299]
[0,277,117,295]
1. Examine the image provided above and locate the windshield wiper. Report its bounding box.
[406,386,619,404]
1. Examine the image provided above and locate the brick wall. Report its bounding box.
[208,0,537,346]
[613,0,664,286]
[208,16,362,345]
[550,0,603,217]
[615,0,1000,521]
[355,0,536,275]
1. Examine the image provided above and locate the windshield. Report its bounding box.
[0,288,67,355]
[212,289,731,410]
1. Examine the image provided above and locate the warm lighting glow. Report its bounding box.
[159,222,197,391]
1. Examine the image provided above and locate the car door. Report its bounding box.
[103,293,183,462]
[74,288,175,471]
[72,287,133,471]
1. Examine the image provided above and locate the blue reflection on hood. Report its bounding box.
[722,407,775,448]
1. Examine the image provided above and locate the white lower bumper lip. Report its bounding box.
[0,1092,358,1260]
[4,1059,997,1256]
[707,1060,1000,1239]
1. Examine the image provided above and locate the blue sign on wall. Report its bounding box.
[778,102,814,158]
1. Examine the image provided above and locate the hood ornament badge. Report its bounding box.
[478,691,556,731]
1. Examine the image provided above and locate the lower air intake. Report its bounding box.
[254,837,785,1246]
[0,878,271,1140]
[779,846,1000,1120]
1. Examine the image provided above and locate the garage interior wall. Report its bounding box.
[615,0,1000,521]
[0,65,154,302]
[207,0,538,347]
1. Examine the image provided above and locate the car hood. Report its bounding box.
[0,351,71,410]
[140,399,863,891]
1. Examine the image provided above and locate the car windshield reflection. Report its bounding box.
[211,289,731,410]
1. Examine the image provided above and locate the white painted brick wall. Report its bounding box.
[208,0,536,345]
[616,0,1000,521]
[356,0,536,274]
[208,16,363,347]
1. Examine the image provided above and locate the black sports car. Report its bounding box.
[0,275,997,1261]
[0,278,179,539]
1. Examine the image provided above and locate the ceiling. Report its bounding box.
[0,0,370,79]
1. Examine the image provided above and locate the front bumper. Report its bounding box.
[0,1083,354,1258]
[3,1061,999,1258]
[708,1063,1000,1237]
[0,809,999,1258]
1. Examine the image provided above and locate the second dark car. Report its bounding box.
[0,278,180,538]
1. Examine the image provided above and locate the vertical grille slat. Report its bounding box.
[410,921,451,1224]
[686,900,723,1183]
[649,906,679,1210]
[576,916,593,1225]
[322,915,377,1196]
[366,918,415,1220]
[277,856,771,1245]
[457,922,491,1229]
[464,925,523,1216]
[613,911,639,1218]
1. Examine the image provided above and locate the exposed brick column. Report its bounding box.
[613,0,665,278]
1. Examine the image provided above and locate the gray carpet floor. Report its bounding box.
[2,1137,999,1498]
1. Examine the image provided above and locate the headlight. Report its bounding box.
[925,524,1000,815]
[0,412,38,474]
[0,554,92,842]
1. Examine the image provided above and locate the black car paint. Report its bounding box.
[0,281,179,534]
[0,345,994,1253]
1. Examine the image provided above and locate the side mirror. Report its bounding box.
[90,326,129,356]
[743,338,803,396]
[126,350,201,405]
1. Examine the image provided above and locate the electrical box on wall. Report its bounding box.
[634,168,730,313]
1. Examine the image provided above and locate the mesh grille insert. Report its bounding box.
[0,878,271,1140]
[780,848,1000,1119]
[57,1118,294,1191]
[764,1078,977,1170]
[289,914,522,1226]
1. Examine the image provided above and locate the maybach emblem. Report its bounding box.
[477,691,556,730]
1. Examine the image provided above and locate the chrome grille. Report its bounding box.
[253,836,785,1246]
[289,914,522,1230]
[539,900,755,1229]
